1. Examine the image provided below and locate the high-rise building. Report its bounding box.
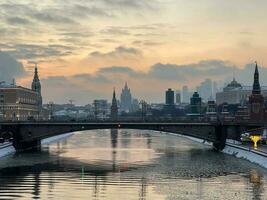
[132,98,140,112]
[190,92,202,114]
[120,82,132,112]
[110,89,118,121]
[175,90,181,104]
[31,64,42,114]
[165,88,174,105]
[182,86,190,103]
[196,79,212,102]
[249,63,265,122]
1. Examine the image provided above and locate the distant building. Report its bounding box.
[93,99,109,119]
[175,90,181,104]
[196,79,213,102]
[132,98,140,112]
[110,89,118,121]
[190,92,202,114]
[165,88,174,105]
[249,63,265,122]
[120,82,132,112]
[182,86,190,103]
[216,77,267,105]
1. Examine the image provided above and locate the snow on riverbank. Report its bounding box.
[223,143,267,169]
[0,132,74,158]
[163,131,267,169]
[0,143,15,158]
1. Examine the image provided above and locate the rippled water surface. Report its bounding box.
[0,129,266,200]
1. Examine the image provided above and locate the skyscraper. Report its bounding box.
[190,92,202,114]
[110,88,118,121]
[165,88,174,105]
[175,90,181,104]
[120,82,132,112]
[31,64,42,114]
[182,86,190,103]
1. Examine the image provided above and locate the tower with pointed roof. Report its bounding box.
[120,82,132,112]
[110,88,118,121]
[249,62,265,121]
[31,64,43,114]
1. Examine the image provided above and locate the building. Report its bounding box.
[249,63,265,122]
[93,99,109,119]
[190,92,202,114]
[182,86,190,103]
[131,98,140,112]
[120,82,132,112]
[175,90,181,104]
[31,65,42,115]
[196,79,213,102]
[205,99,217,121]
[165,88,174,105]
[0,65,45,121]
[0,84,40,120]
[110,89,118,121]
[216,77,267,105]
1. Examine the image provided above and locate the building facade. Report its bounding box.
[0,85,40,120]
[0,65,44,121]
[190,92,202,114]
[175,90,181,104]
[165,88,174,105]
[216,78,267,105]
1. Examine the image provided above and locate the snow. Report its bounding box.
[164,131,267,169]
[223,143,267,169]
[0,143,15,157]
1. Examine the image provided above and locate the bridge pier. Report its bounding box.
[13,139,41,152]
[213,125,227,151]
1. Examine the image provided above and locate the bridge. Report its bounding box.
[0,121,265,151]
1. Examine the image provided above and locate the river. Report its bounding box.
[0,129,266,200]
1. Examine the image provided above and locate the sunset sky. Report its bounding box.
[1,0,267,104]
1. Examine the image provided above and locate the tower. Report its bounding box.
[249,62,264,122]
[31,64,43,114]
[111,88,118,121]
[120,82,132,112]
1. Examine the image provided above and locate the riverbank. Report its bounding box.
[0,132,74,158]
[162,131,267,169]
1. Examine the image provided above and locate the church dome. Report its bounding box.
[224,78,242,91]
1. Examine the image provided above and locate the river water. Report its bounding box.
[0,129,266,200]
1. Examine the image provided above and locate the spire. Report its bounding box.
[111,87,118,120]
[112,88,117,103]
[252,61,261,95]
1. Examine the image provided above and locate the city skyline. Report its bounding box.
[1,1,267,104]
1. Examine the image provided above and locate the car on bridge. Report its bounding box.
[241,131,267,144]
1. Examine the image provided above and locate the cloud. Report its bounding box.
[90,46,143,58]
[0,52,26,82]
[40,59,264,104]
[5,17,31,25]
[1,44,75,60]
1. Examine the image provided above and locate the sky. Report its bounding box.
[1,0,267,104]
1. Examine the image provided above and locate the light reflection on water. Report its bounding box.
[0,129,266,200]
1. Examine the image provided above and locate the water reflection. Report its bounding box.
[0,129,266,200]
